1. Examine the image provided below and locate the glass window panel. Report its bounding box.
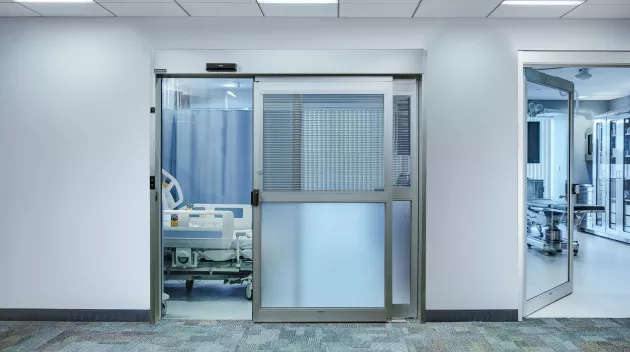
[161,78,253,205]
[525,81,569,300]
[262,94,384,192]
[392,201,411,304]
[261,202,385,308]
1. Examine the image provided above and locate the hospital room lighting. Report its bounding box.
[15,0,93,2]
[578,96,587,99]
[502,0,583,5]
[223,83,238,88]
[257,0,338,3]
[227,91,237,98]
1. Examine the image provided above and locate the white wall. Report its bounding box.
[0,18,629,312]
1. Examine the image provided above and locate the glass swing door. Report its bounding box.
[524,68,575,316]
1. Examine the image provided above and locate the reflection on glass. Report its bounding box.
[392,201,411,304]
[261,203,385,308]
[595,123,603,226]
[610,121,618,230]
[525,80,570,300]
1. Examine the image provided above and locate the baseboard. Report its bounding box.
[425,309,518,322]
[0,309,150,322]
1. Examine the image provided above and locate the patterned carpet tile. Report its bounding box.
[0,319,629,351]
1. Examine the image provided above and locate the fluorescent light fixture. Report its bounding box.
[223,83,238,88]
[227,91,236,98]
[502,0,583,5]
[257,0,337,3]
[16,0,93,2]
[578,96,587,99]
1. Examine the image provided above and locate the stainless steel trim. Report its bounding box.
[524,67,575,93]
[417,76,426,322]
[260,193,390,203]
[255,308,388,323]
[150,77,163,324]
[524,282,572,316]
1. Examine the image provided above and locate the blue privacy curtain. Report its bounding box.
[162,109,253,205]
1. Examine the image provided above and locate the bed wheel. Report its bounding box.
[573,249,578,256]
[161,302,167,317]
[527,244,532,249]
[246,281,253,301]
[185,280,194,293]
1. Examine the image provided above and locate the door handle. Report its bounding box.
[251,189,260,207]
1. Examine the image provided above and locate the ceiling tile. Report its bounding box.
[177,0,255,2]
[100,2,187,15]
[489,4,577,18]
[342,0,417,3]
[23,3,113,16]
[583,0,630,4]
[340,3,416,17]
[95,0,174,3]
[0,3,39,16]
[414,0,502,18]
[260,3,337,16]
[564,4,630,17]
[180,2,262,15]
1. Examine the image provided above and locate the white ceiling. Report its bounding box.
[527,67,630,101]
[1,0,629,17]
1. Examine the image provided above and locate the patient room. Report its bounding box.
[160,78,253,320]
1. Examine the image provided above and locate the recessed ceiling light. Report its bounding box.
[15,0,93,2]
[502,0,583,5]
[578,96,587,99]
[223,83,238,88]
[257,0,337,3]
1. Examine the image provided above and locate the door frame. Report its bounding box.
[517,51,630,321]
[149,49,426,323]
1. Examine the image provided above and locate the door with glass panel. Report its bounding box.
[391,80,419,319]
[524,68,575,316]
[252,77,393,322]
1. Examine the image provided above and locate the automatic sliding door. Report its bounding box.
[252,77,393,322]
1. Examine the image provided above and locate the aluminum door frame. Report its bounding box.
[252,76,394,323]
[523,67,575,317]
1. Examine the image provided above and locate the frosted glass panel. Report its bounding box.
[261,203,385,308]
[392,201,411,304]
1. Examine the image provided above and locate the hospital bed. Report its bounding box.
[527,199,604,256]
[161,170,253,307]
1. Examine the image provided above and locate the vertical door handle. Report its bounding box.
[251,189,260,207]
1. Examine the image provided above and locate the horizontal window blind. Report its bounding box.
[263,94,385,192]
[393,95,411,187]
